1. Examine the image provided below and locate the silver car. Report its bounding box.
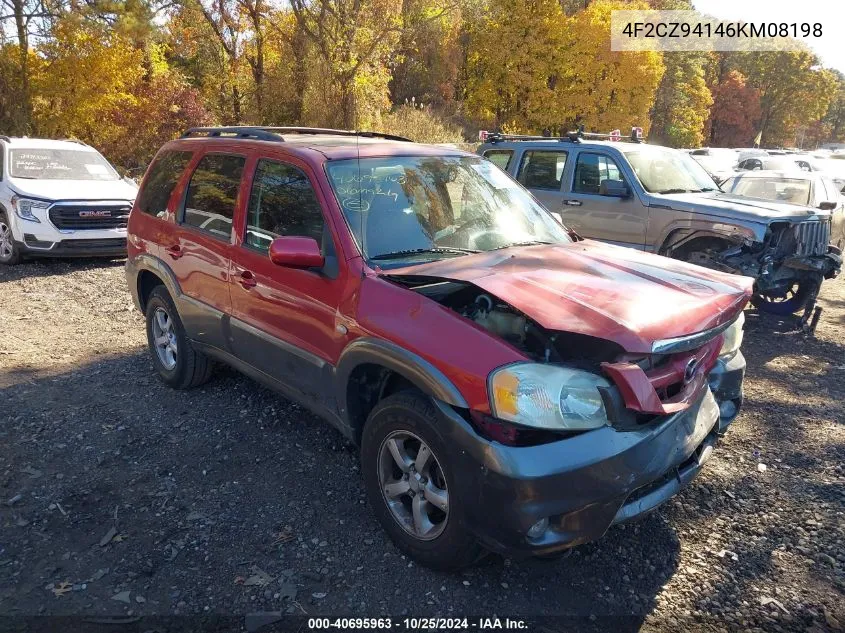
[479,135,841,316]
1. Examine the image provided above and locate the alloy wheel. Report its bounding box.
[151,307,178,370]
[377,430,449,541]
[0,220,13,262]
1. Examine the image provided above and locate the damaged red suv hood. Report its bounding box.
[383,240,753,354]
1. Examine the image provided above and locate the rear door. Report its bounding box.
[560,150,647,248]
[513,149,570,213]
[227,155,345,409]
[163,151,247,349]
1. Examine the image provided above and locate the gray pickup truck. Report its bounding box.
[478,133,842,315]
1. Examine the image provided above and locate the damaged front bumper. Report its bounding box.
[434,352,745,557]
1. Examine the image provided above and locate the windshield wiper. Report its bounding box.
[656,188,701,194]
[370,247,479,261]
[491,240,554,250]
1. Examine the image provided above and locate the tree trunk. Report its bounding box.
[12,0,31,132]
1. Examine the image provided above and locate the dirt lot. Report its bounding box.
[1,258,843,631]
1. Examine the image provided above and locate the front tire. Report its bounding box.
[145,286,213,389]
[0,212,23,265]
[361,391,484,570]
[752,279,817,315]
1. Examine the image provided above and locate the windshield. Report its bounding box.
[623,146,719,193]
[9,148,119,181]
[724,176,811,206]
[325,155,571,263]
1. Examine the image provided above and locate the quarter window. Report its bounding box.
[517,151,568,190]
[483,150,514,171]
[245,159,325,252]
[137,150,193,218]
[572,153,622,194]
[182,153,245,239]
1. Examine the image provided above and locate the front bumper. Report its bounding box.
[435,353,745,557]
[19,235,127,258]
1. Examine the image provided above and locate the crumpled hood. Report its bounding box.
[383,240,753,354]
[655,191,829,222]
[8,177,137,202]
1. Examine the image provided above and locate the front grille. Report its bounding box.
[49,204,131,230]
[61,238,127,250]
[793,220,830,257]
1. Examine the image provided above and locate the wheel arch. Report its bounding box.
[335,338,469,443]
[129,254,183,313]
[657,223,759,256]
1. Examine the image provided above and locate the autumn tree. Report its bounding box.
[706,70,760,147]
[289,0,404,128]
[555,0,664,133]
[463,0,564,131]
[735,50,837,147]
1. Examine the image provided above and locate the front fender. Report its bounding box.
[657,220,763,255]
[335,337,469,421]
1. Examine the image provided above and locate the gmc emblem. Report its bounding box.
[79,210,111,217]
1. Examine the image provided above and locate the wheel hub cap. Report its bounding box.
[151,307,177,370]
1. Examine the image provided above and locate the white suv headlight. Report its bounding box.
[719,312,745,358]
[11,196,49,223]
[489,363,611,431]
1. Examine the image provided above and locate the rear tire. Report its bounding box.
[0,212,23,265]
[145,285,213,389]
[361,391,484,570]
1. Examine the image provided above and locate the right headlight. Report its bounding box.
[489,363,610,431]
[11,195,49,223]
[719,311,745,358]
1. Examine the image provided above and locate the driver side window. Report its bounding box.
[572,153,622,194]
[245,159,326,252]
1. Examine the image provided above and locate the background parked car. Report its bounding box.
[479,134,841,316]
[721,170,845,251]
[689,148,739,184]
[0,136,137,265]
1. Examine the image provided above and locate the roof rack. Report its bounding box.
[61,137,90,146]
[181,126,412,143]
[480,126,645,144]
[0,135,10,143]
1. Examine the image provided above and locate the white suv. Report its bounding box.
[0,136,138,265]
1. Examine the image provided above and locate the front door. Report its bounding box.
[561,151,647,248]
[228,156,344,409]
[164,151,247,349]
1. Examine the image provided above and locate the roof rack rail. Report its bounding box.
[0,135,10,143]
[60,137,89,146]
[480,126,645,144]
[182,127,285,142]
[181,126,412,143]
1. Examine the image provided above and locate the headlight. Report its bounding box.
[719,312,745,357]
[11,196,49,223]
[489,363,610,431]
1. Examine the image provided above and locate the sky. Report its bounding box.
[694,0,845,74]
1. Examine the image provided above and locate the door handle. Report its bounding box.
[563,200,582,206]
[238,269,257,289]
[165,245,183,259]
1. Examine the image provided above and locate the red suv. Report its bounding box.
[126,126,751,569]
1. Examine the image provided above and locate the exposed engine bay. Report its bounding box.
[394,276,624,366]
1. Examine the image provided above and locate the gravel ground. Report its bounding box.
[0,258,843,631]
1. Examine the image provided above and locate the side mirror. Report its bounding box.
[819,201,837,211]
[268,236,325,269]
[599,179,629,198]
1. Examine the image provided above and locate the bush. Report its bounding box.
[381,103,465,143]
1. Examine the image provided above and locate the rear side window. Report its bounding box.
[517,150,568,190]
[483,150,513,171]
[572,153,621,194]
[137,151,193,218]
[182,153,246,240]
[245,159,325,252]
